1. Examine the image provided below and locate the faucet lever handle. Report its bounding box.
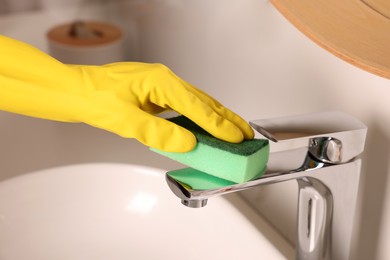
[249,111,367,163]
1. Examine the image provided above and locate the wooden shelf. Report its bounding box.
[271,0,390,79]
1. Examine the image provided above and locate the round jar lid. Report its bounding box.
[47,21,123,47]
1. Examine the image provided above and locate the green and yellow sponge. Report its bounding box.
[151,116,269,190]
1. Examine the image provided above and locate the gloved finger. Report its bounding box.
[168,74,254,140]
[79,95,197,152]
[150,79,245,144]
[182,81,254,140]
[125,109,198,152]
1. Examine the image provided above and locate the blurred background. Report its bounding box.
[1,0,390,259]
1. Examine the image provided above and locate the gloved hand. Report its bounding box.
[0,35,254,152]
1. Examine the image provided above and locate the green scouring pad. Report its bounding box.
[166,167,237,190]
[151,116,269,188]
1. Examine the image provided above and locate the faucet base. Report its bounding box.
[297,177,332,260]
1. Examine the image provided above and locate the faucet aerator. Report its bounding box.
[182,199,208,208]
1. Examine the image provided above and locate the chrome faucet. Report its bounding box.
[165,111,367,260]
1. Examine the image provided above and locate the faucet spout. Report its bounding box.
[165,151,327,204]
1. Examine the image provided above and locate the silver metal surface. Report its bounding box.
[297,177,332,260]
[250,111,367,163]
[165,111,367,260]
[182,199,208,208]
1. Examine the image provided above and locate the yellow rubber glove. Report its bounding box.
[0,35,254,152]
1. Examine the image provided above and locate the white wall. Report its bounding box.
[1,0,390,259]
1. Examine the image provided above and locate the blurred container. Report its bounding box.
[46,20,125,65]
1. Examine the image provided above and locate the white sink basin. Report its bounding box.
[0,163,292,260]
